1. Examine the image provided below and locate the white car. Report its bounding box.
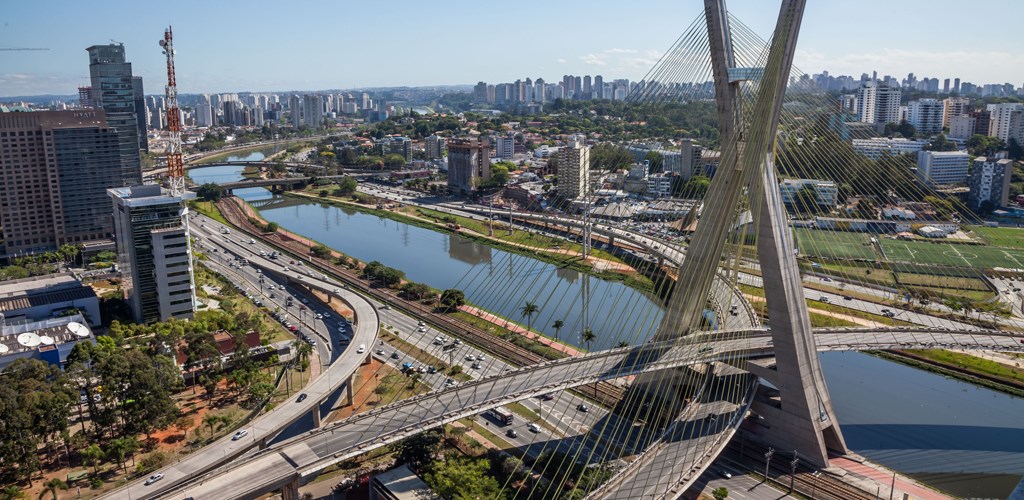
[316,313,323,319]
[417,326,427,332]
[232,429,248,441]
[144,473,164,486]
[357,344,366,354]
[528,423,541,433]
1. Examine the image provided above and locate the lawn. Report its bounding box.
[794,228,877,260]
[879,239,1024,269]
[971,225,1024,250]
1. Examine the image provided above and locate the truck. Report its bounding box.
[489,406,514,425]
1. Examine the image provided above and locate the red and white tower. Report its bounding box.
[160,26,185,195]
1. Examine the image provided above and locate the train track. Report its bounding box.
[215,198,626,407]
[722,440,875,500]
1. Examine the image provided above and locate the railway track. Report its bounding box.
[215,198,626,407]
[722,441,874,500]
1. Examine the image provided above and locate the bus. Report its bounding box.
[489,406,514,426]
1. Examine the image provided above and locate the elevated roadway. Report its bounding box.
[152,326,1022,499]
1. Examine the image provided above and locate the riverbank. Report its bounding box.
[876,349,1024,399]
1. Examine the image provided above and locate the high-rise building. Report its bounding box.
[0,110,123,258]
[948,114,976,140]
[593,75,603,99]
[473,82,488,103]
[495,136,515,159]
[86,43,143,186]
[856,81,900,125]
[906,99,943,135]
[108,185,196,323]
[953,78,961,94]
[303,94,324,129]
[970,109,991,136]
[196,94,214,127]
[987,103,1024,143]
[915,150,969,186]
[131,76,148,152]
[967,157,1014,210]
[289,95,301,127]
[680,139,704,179]
[582,75,592,99]
[941,97,970,128]
[446,138,491,195]
[557,136,590,200]
[425,134,446,160]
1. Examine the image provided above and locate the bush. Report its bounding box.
[89,477,103,489]
[319,189,329,197]
[136,451,169,475]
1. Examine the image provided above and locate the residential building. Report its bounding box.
[289,95,301,128]
[196,94,214,127]
[86,43,143,186]
[680,139,703,179]
[495,136,515,159]
[303,94,324,129]
[906,99,943,135]
[968,157,1014,211]
[856,81,901,125]
[915,150,969,186]
[646,173,675,198]
[425,134,446,160]
[987,103,1024,144]
[375,136,412,160]
[948,114,976,140]
[557,136,590,200]
[942,97,970,128]
[779,178,839,207]
[0,110,123,257]
[108,185,196,324]
[970,109,991,136]
[851,137,930,160]
[446,138,491,195]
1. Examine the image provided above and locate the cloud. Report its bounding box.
[605,48,639,54]
[793,48,1024,84]
[0,73,81,97]
[580,53,607,66]
[556,58,567,64]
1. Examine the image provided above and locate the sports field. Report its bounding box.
[879,239,1024,269]
[794,228,877,260]
[972,225,1024,250]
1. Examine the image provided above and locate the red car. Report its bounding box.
[289,325,297,332]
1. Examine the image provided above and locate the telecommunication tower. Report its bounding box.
[159,26,185,196]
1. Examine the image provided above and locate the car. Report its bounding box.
[232,430,248,441]
[323,312,330,318]
[718,469,732,479]
[843,295,853,301]
[445,378,457,387]
[376,348,385,355]
[433,337,444,345]
[417,326,427,332]
[279,285,285,290]
[427,366,437,374]
[577,404,589,413]
[356,344,366,354]
[506,429,518,438]
[283,267,290,272]
[269,293,276,299]
[540,393,554,401]
[471,362,481,369]
[391,352,400,359]
[477,355,485,361]
[333,288,340,293]
[465,354,476,361]
[316,313,323,319]
[453,339,462,345]
[289,325,297,332]
[302,298,309,304]
[145,473,164,486]
[698,346,714,353]
[528,423,541,433]
[819,296,829,303]
[297,393,308,403]
[417,320,425,326]
[322,274,328,280]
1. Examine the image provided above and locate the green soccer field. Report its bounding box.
[878,239,1024,269]
[971,225,1024,250]
[794,228,877,260]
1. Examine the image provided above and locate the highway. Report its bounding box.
[153,325,1021,499]
[106,212,379,500]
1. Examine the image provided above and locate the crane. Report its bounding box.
[159,26,184,196]
[0,47,49,51]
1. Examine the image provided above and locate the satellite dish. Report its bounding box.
[17,333,41,348]
[0,344,8,354]
[67,322,90,338]
[39,336,55,346]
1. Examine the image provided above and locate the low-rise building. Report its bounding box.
[369,464,437,500]
[779,179,838,207]
[0,273,101,327]
[0,315,94,371]
[916,150,969,186]
[852,137,930,160]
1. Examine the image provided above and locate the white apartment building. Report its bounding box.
[942,97,970,128]
[907,99,943,135]
[916,150,969,186]
[779,178,838,207]
[856,81,901,124]
[948,114,976,140]
[851,137,930,160]
[557,136,590,200]
[987,103,1024,144]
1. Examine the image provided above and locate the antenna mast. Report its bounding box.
[160,26,184,196]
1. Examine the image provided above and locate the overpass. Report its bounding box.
[149,326,1022,499]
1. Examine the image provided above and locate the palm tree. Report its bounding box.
[582,328,596,352]
[551,320,565,344]
[616,341,629,348]
[1,486,24,500]
[39,478,66,500]
[520,301,539,333]
[81,443,104,475]
[295,341,313,384]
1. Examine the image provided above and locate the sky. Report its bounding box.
[1,0,1022,97]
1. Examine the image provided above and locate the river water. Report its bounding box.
[190,159,1024,498]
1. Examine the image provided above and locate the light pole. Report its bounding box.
[789,451,800,493]
[811,470,821,499]
[763,447,774,483]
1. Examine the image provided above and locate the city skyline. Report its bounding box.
[2,0,1024,97]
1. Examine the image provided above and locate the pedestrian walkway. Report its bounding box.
[830,456,950,500]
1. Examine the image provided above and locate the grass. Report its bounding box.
[452,310,568,360]
[374,370,431,406]
[894,272,990,290]
[190,200,229,225]
[460,417,516,450]
[193,260,293,344]
[794,228,878,261]
[879,238,1024,269]
[377,327,471,382]
[971,225,1024,250]
[908,349,1024,384]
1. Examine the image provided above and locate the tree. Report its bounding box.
[675,175,711,198]
[310,244,332,259]
[81,444,105,475]
[439,289,466,311]
[393,429,442,471]
[38,478,66,500]
[335,176,358,196]
[174,414,195,441]
[712,486,729,500]
[520,301,539,333]
[1,487,24,500]
[552,319,565,344]
[424,457,501,500]
[644,150,664,173]
[196,182,223,202]
[106,437,139,473]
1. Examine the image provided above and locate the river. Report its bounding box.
[190,160,1024,498]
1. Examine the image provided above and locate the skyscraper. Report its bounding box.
[0,110,123,258]
[856,81,900,125]
[86,43,143,186]
[557,136,590,200]
[131,76,148,152]
[987,103,1024,143]
[303,94,324,129]
[108,185,196,323]
[289,95,301,127]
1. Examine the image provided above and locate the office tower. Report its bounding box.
[131,77,148,152]
[968,157,1015,210]
[86,43,143,186]
[583,75,592,99]
[948,114,976,140]
[906,99,943,134]
[594,75,603,98]
[253,106,264,127]
[446,138,491,195]
[78,87,93,108]
[0,110,123,258]
[425,134,446,160]
[943,78,950,93]
[987,103,1024,143]
[856,81,900,125]
[289,95,301,127]
[302,95,323,128]
[953,78,961,94]
[915,150,969,186]
[108,185,196,323]
[942,97,970,128]
[196,94,213,127]
[574,76,582,98]
[680,139,704,179]
[557,136,590,200]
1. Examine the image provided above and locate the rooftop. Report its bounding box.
[0,315,93,357]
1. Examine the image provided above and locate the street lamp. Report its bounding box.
[789,451,800,493]
[763,447,774,483]
[811,470,821,499]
